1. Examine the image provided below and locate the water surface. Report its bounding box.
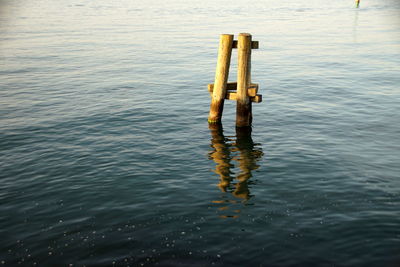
[1,0,400,265]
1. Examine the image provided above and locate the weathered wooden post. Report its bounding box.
[236,33,252,127]
[208,34,234,123]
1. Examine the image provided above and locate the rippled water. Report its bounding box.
[1,0,400,265]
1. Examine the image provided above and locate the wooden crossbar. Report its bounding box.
[208,82,258,93]
[226,92,262,103]
[208,83,262,103]
[232,40,259,49]
[208,83,260,98]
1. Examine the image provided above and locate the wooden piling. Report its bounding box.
[236,33,252,127]
[208,34,234,124]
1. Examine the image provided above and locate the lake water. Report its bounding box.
[1,0,400,265]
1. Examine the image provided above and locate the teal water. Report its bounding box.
[1,0,400,265]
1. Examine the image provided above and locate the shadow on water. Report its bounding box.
[208,123,263,218]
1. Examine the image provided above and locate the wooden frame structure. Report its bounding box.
[208,33,262,127]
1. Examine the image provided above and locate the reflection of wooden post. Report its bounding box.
[355,0,360,8]
[236,33,252,127]
[209,123,232,191]
[233,126,253,199]
[208,123,264,218]
[208,34,234,124]
[232,126,263,200]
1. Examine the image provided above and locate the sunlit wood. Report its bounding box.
[208,34,234,123]
[236,33,253,127]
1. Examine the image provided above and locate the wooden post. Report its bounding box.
[208,34,234,123]
[236,33,252,127]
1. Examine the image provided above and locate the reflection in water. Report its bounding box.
[208,124,263,218]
